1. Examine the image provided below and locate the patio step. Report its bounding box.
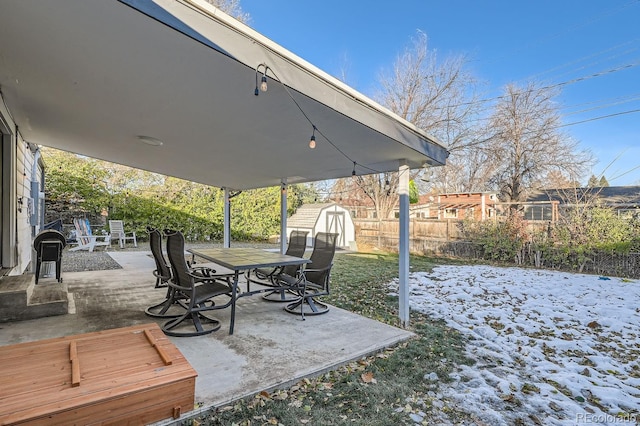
[0,274,70,322]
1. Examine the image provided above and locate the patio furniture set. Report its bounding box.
[145,228,338,337]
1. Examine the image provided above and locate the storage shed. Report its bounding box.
[287,203,355,249]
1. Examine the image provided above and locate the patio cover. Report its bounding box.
[0,0,447,328]
[0,0,447,190]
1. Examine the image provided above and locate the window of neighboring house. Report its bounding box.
[444,208,458,219]
[525,205,552,221]
[487,208,494,218]
[618,209,638,219]
[524,206,537,220]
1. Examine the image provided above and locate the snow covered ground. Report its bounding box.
[393,265,640,425]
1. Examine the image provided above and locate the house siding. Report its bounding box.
[14,137,35,275]
[0,92,37,276]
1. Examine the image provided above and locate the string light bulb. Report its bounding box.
[254,63,270,96]
[260,73,268,92]
[352,161,357,177]
[309,126,317,149]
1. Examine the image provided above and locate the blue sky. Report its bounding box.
[242,0,640,186]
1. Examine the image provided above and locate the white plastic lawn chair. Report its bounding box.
[108,220,137,248]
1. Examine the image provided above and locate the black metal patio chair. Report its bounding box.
[148,227,171,289]
[161,229,236,337]
[283,232,338,319]
[248,230,309,302]
[144,227,185,318]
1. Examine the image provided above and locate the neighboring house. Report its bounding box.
[355,192,500,221]
[333,196,379,220]
[410,195,437,219]
[287,203,355,249]
[417,192,499,221]
[427,187,640,222]
[395,187,640,223]
[522,186,640,221]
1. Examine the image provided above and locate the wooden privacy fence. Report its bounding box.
[354,219,640,279]
[356,234,481,258]
[355,219,463,241]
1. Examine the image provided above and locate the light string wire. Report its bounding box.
[257,62,384,176]
[257,46,423,177]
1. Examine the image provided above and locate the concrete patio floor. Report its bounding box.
[0,250,414,423]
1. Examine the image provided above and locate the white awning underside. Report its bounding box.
[0,0,447,190]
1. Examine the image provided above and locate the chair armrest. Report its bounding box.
[195,262,235,276]
[253,266,281,279]
[302,263,333,274]
[188,267,217,280]
[276,273,304,286]
[75,234,110,241]
[188,267,235,287]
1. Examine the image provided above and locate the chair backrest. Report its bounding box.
[147,227,171,282]
[282,230,309,276]
[44,219,64,233]
[73,218,93,244]
[109,220,125,236]
[33,229,67,251]
[285,230,308,257]
[305,232,338,286]
[164,229,194,295]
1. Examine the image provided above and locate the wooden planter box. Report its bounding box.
[0,323,197,425]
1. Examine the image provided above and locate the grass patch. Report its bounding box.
[183,251,473,425]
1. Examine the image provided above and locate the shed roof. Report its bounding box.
[287,203,338,229]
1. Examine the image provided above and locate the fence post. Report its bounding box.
[446,219,450,242]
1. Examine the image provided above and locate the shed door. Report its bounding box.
[325,212,345,247]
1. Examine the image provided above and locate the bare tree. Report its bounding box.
[543,170,579,189]
[332,173,399,219]
[378,31,484,192]
[486,82,593,203]
[335,31,481,219]
[205,0,250,23]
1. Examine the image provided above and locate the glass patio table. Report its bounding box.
[187,247,310,334]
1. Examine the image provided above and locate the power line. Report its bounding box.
[479,0,640,66]
[443,93,640,127]
[556,108,640,128]
[563,94,640,117]
[436,61,640,111]
[527,39,640,82]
